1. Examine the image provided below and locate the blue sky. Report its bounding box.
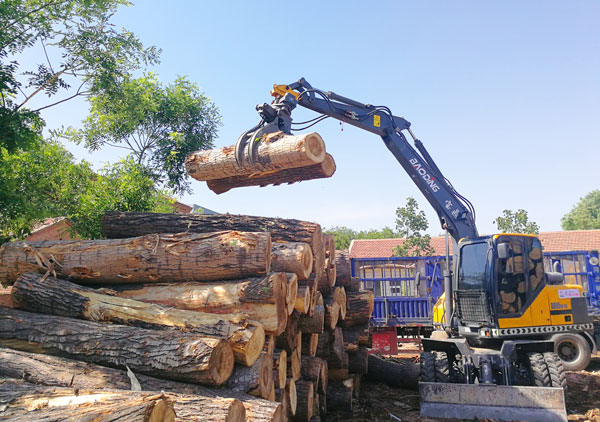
[28,1,600,235]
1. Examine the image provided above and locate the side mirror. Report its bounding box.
[497,243,510,259]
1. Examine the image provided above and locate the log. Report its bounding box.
[273,349,287,390]
[366,354,419,390]
[340,291,374,327]
[11,272,265,366]
[293,380,314,422]
[326,379,353,413]
[323,298,339,330]
[312,393,320,419]
[286,273,298,316]
[295,286,311,314]
[287,378,298,417]
[111,273,288,335]
[288,345,301,381]
[301,333,318,357]
[300,356,323,384]
[207,153,337,194]
[318,360,328,395]
[308,291,323,317]
[333,286,347,320]
[0,348,282,422]
[318,393,326,419]
[101,212,326,295]
[0,378,246,422]
[0,379,177,422]
[275,387,291,420]
[0,231,271,285]
[276,311,300,353]
[272,243,313,281]
[325,327,345,370]
[348,346,368,374]
[227,350,273,399]
[352,374,362,400]
[0,307,233,386]
[186,131,326,181]
[334,250,352,288]
[342,326,370,350]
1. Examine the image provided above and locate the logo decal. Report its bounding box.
[409,158,440,193]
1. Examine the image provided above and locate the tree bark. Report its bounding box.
[318,360,328,395]
[0,378,247,422]
[285,273,298,316]
[334,250,352,289]
[111,273,288,335]
[271,242,313,281]
[0,231,271,285]
[351,374,362,400]
[340,291,374,328]
[0,348,283,422]
[301,333,318,357]
[0,307,233,386]
[348,346,368,374]
[326,379,353,413]
[300,356,324,384]
[341,326,370,350]
[328,369,349,381]
[295,286,311,314]
[325,327,345,370]
[276,311,300,353]
[206,153,336,194]
[227,350,273,399]
[292,380,314,422]
[0,379,177,422]
[11,272,265,367]
[101,211,326,295]
[273,349,287,390]
[366,354,419,390]
[288,345,301,381]
[186,132,326,181]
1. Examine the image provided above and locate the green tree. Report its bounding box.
[494,209,539,234]
[61,74,220,194]
[324,226,397,250]
[393,197,434,257]
[561,190,600,230]
[0,141,174,242]
[0,0,159,152]
[0,140,92,241]
[66,157,174,239]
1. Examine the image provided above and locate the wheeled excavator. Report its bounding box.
[235,78,596,421]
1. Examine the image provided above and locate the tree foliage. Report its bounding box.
[494,209,539,234]
[61,74,220,193]
[561,190,600,230]
[0,0,159,152]
[0,142,173,243]
[324,226,397,250]
[393,197,434,257]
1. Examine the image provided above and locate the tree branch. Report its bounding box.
[33,80,87,112]
[18,68,67,110]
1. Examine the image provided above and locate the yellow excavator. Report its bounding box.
[236,78,594,421]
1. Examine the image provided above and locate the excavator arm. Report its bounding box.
[236,77,478,243]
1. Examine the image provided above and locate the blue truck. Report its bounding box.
[354,249,600,352]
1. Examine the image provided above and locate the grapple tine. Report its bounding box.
[234,121,263,167]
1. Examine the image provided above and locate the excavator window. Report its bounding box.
[496,236,544,314]
[458,242,490,290]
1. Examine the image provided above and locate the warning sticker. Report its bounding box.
[558,289,581,299]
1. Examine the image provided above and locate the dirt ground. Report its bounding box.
[328,347,600,422]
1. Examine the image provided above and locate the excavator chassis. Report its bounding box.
[419,337,568,422]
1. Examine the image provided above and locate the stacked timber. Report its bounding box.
[0,210,374,420]
[184,131,336,194]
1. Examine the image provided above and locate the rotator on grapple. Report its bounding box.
[234,78,594,421]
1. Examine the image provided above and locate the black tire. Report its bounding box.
[553,333,591,371]
[527,352,567,390]
[420,351,450,383]
[543,352,567,391]
[528,352,552,387]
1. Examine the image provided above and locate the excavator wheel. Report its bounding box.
[527,352,567,390]
[420,351,450,383]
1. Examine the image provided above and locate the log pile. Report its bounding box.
[184,131,336,194]
[0,212,373,420]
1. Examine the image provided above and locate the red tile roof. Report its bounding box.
[349,230,600,258]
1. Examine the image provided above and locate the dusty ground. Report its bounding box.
[328,348,600,422]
